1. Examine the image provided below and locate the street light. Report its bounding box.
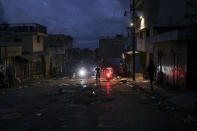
[130,22,134,27]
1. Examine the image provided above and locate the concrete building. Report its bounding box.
[99,35,127,59]
[99,34,127,75]
[135,0,197,88]
[44,34,73,76]
[0,23,48,80]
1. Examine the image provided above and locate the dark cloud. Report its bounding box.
[2,0,131,49]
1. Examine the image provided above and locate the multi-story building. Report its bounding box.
[99,35,127,60]
[135,0,197,88]
[99,34,127,74]
[44,34,73,76]
[0,23,48,80]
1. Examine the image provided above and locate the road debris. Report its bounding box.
[35,113,42,117]
[120,79,127,84]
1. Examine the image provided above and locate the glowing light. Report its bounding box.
[140,15,145,30]
[79,68,86,77]
[130,22,134,27]
[107,73,110,78]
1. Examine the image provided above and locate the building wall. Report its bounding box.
[154,41,187,88]
[142,0,160,27]
[99,38,126,59]
[140,0,197,27]
[33,35,44,52]
[19,35,33,53]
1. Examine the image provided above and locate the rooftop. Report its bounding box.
[0,23,47,34]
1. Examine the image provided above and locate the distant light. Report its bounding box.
[130,22,134,27]
[79,68,86,77]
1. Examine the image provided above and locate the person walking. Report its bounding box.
[147,60,156,91]
[95,66,101,80]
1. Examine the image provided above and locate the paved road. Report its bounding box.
[0,78,196,131]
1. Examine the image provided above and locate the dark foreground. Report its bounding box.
[0,78,196,131]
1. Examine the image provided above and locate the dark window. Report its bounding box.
[14,38,22,42]
[37,36,40,43]
[140,31,143,39]
[146,29,150,37]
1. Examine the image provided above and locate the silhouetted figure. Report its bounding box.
[147,61,156,91]
[0,61,5,87]
[95,66,100,80]
[6,64,15,87]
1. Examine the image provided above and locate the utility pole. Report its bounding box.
[131,0,136,81]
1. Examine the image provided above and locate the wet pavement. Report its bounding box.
[0,78,196,131]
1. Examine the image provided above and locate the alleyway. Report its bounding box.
[0,78,196,131]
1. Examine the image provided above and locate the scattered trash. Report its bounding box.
[59,88,66,93]
[120,79,127,84]
[73,73,76,78]
[187,116,197,123]
[82,85,87,88]
[128,84,134,88]
[92,91,96,95]
[59,83,69,87]
[35,113,42,117]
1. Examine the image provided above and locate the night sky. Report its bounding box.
[0,0,131,50]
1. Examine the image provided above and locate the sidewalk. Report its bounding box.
[120,74,197,126]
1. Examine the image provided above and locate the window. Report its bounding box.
[146,29,150,37]
[139,31,143,39]
[37,36,40,43]
[14,38,22,42]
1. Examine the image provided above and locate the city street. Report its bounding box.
[0,78,195,131]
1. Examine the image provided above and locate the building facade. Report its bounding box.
[44,34,73,76]
[0,23,48,80]
[99,34,127,75]
[135,0,197,88]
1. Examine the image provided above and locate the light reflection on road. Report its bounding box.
[106,82,111,96]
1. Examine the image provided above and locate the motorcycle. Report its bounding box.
[104,67,113,81]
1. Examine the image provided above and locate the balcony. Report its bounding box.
[0,23,47,34]
[151,28,197,43]
[137,37,153,53]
